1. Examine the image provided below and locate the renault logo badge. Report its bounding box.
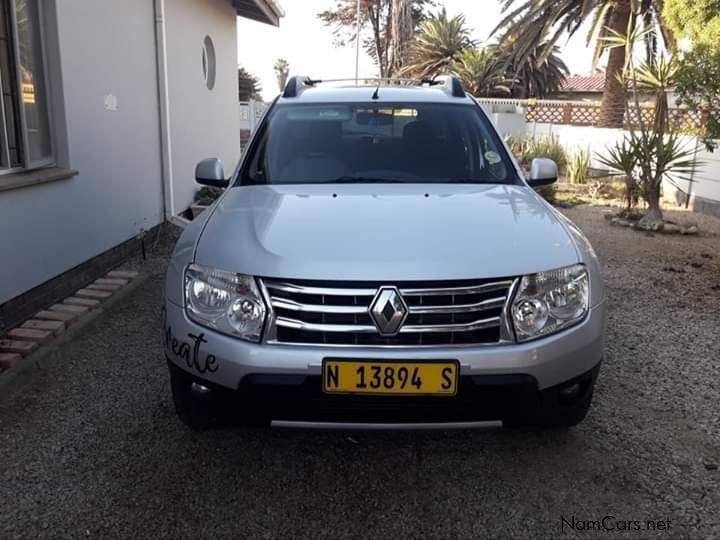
[369,286,409,336]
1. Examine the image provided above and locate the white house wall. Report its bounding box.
[0,0,164,304]
[164,0,240,212]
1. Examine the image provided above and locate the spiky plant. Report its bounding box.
[596,137,640,213]
[634,55,679,133]
[401,8,474,80]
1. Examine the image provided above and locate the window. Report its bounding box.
[240,102,517,186]
[0,0,52,174]
[202,36,216,91]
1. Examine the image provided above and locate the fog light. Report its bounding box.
[191,382,212,399]
[559,383,581,401]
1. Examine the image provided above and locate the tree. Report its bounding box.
[453,47,509,97]
[663,0,720,54]
[500,40,569,99]
[402,9,474,80]
[674,46,720,148]
[238,67,262,101]
[318,0,433,78]
[273,58,290,92]
[390,0,413,74]
[494,0,673,128]
[664,0,720,147]
[598,29,698,228]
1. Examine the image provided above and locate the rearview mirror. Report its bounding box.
[195,158,228,188]
[528,158,558,187]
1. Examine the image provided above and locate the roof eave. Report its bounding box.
[232,0,283,27]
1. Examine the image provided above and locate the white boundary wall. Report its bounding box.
[528,123,720,212]
[481,99,720,215]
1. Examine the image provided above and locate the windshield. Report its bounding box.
[239,102,518,186]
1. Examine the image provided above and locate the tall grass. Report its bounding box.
[567,148,591,184]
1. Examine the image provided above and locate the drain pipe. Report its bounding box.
[154,0,175,221]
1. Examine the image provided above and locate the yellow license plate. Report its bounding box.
[322,360,459,396]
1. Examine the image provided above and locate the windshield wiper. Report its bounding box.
[331,176,406,184]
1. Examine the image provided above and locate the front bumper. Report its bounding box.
[168,358,600,426]
[164,299,606,392]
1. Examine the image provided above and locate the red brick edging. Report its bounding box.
[0,270,139,373]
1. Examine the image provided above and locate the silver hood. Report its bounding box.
[195,184,579,281]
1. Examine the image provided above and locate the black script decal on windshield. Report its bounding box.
[165,326,219,374]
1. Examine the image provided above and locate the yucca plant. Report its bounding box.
[402,8,474,80]
[598,130,699,223]
[596,22,702,227]
[596,137,640,213]
[633,130,698,224]
[635,55,679,134]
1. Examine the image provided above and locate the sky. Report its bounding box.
[237,0,596,101]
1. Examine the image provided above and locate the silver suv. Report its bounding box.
[164,76,606,430]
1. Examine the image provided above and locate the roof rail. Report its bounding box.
[282,76,316,98]
[433,75,466,98]
[281,74,467,98]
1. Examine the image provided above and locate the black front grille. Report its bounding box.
[236,374,540,424]
[261,278,515,346]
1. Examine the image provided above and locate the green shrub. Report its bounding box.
[534,184,557,203]
[521,135,568,173]
[504,135,566,203]
[567,148,590,184]
[505,135,568,174]
[194,186,225,205]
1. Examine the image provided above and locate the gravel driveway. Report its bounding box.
[1,205,718,539]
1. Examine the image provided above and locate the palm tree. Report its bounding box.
[390,0,414,75]
[238,67,262,101]
[501,41,569,98]
[453,48,510,97]
[401,8,474,80]
[494,0,673,127]
[273,58,290,92]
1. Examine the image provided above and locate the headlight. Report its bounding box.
[184,264,266,342]
[511,264,589,342]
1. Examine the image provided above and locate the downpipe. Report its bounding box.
[153,0,175,220]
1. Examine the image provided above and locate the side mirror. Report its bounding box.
[195,158,228,188]
[528,158,558,187]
